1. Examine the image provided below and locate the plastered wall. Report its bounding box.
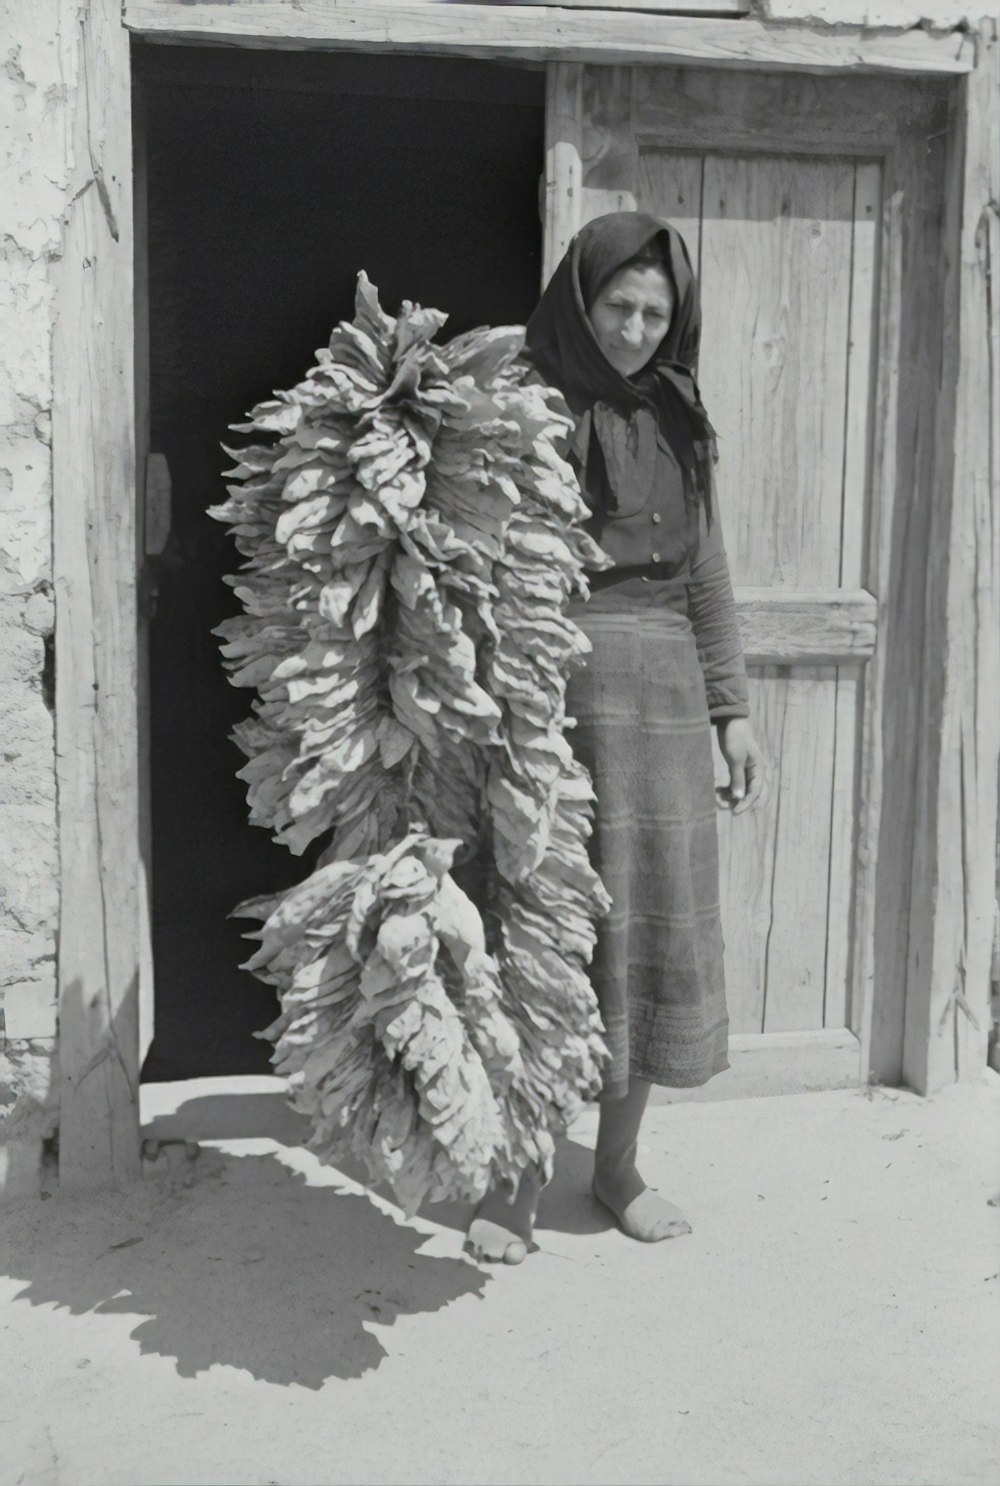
[0,0,74,1189]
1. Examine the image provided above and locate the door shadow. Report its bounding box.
[142,1088,311,1146]
[1,1146,487,1390]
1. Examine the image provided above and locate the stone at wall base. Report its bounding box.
[0,1038,58,1197]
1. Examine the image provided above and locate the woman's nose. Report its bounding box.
[621,315,645,348]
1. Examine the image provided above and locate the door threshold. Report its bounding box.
[142,1028,864,1149]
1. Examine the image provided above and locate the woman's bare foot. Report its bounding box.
[593,1077,691,1242]
[592,1171,691,1242]
[465,1169,541,1265]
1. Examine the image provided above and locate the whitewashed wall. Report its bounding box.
[0,0,75,1189]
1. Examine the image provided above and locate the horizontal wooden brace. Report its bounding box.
[734,587,877,664]
[124,3,973,76]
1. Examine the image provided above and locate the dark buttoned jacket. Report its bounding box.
[572,418,749,724]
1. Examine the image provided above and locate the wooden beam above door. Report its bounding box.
[124,2,973,75]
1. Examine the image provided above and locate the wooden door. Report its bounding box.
[544,64,941,1095]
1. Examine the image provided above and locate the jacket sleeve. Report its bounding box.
[687,499,750,723]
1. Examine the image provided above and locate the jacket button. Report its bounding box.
[651,551,662,563]
[651,512,662,524]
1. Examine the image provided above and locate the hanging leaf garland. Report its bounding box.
[210,274,612,1214]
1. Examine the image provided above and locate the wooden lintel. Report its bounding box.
[53,0,142,1190]
[123,2,973,76]
[734,588,877,664]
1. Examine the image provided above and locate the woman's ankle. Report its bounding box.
[592,1159,646,1211]
[466,1167,542,1263]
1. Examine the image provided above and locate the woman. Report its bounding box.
[467,212,764,1264]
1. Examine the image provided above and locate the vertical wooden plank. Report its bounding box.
[715,668,782,1034]
[762,668,837,1032]
[697,154,855,589]
[543,62,583,285]
[545,65,641,283]
[578,64,638,224]
[719,668,840,1036]
[635,149,703,273]
[132,62,156,1070]
[904,22,1000,1091]
[840,160,881,590]
[53,0,141,1189]
[869,81,952,1083]
[825,165,879,1032]
[824,664,861,1028]
[862,185,905,1067]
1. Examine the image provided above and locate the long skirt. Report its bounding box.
[565,602,730,1100]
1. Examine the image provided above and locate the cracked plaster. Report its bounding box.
[0,2,74,1111]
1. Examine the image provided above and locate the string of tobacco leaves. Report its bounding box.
[210,274,612,1215]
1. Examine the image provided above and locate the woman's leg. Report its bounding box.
[465,1167,542,1265]
[593,1076,691,1241]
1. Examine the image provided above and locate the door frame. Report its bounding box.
[54,0,998,1187]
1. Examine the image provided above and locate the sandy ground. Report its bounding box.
[2,1074,998,1486]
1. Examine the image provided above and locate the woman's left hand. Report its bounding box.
[715,718,765,816]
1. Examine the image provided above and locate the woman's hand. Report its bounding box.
[715,718,765,816]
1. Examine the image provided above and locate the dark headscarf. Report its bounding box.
[524,212,716,541]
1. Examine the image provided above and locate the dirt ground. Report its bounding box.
[2,1074,998,1486]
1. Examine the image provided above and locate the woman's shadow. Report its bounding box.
[2,1135,610,1394]
[3,1002,610,1396]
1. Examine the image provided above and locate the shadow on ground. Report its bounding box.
[0,1147,488,1389]
[142,1089,312,1146]
[142,1087,614,1242]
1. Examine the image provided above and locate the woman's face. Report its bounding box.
[587,262,675,378]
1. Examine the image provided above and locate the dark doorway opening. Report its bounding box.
[137,43,545,1080]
